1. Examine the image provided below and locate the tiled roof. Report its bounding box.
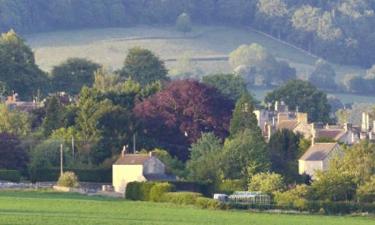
[114,154,150,165]
[300,143,338,161]
[277,120,299,130]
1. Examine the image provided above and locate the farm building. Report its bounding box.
[112,148,176,193]
[298,142,342,178]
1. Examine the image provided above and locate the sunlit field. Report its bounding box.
[0,190,373,225]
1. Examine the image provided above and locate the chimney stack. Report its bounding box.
[121,145,127,158]
[361,112,370,132]
[344,123,352,132]
[266,123,272,142]
[275,101,279,112]
[311,123,316,146]
[351,132,355,144]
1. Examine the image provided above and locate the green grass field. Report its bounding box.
[25,25,365,78]
[24,25,374,104]
[0,190,373,225]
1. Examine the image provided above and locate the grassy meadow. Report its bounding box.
[25,25,374,104]
[25,26,365,78]
[0,190,373,225]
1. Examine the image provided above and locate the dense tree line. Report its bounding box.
[0,0,374,67]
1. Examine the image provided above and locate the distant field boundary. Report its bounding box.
[245,26,319,60]
[164,55,228,62]
[108,32,205,42]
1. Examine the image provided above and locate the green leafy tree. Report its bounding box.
[0,133,28,170]
[28,139,66,175]
[169,53,202,79]
[229,92,259,137]
[152,149,186,178]
[258,0,288,18]
[268,129,302,183]
[265,80,331,123]
[0,30,47,99]
[93,68,122,93]
[274,184,311,210]
[248,172,285,195]
[176,13,192,33]
[356,175,375,203]
[0,104,31,137]
[120,47,168,86]
[340,141,375,185]
[308,59,337,90]
[221,129,269,180]
[187,133,223,183]
[51,58,101,94]
[230,44,296,86]
[312,168,356,201]
[203,73,247,101]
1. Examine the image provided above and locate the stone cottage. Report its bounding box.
[112,148,175,193]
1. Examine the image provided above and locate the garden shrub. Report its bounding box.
[356,176,375,203]
[125,182,142,200]
[125,182,156,201]
[162,192,202,205]
[195,197,225,209]
[169,181,213,197]
[57,171,79,188]
[274,185,310,211]
[149,183,175,202]
[0,169,21,182]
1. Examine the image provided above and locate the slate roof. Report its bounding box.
[114,154,150,165]
[300,143,338,161]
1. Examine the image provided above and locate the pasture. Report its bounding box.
[25,26,365,78]
[25,25,374,104]
[0,190,373,225]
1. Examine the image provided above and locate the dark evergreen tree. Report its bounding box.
[229,91,259,138]
[42,96,63,137]
[268,129,302,183]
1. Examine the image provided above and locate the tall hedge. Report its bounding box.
[0,169,21,182]
[29,168,111,183]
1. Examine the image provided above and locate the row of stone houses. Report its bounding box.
[255,101,375,178]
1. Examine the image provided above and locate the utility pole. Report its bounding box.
[133,133,136,153]
[72,136,75,160]
[60,144,64,176]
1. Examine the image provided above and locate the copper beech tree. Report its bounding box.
[134,80,233,160]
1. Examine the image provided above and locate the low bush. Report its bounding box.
[195,197,226,210]
[125,182,156,201]
[0,169,21,182]
[307,201,375,215]
[57,171,79,188]
[125,182,142,200]
[150,183,175,202]
[169,181,213,197]
[227,202,274,210]
[274,185,310,211]
[162,192,202,205]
